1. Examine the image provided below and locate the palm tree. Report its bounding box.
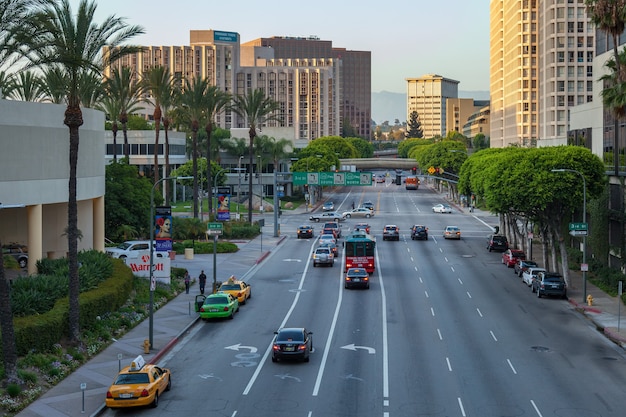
[97,95,122,161]
[585,0,626,174]
[203,86,231,215]
[175,76,209,218]
[77,69,105,109]
[0,0,50,386]
[5,70,47,101]
[19,0,144,343]
[141,66,174,186]
[231,88,280,224]
[103,66,143,161]
[39,66,69,104]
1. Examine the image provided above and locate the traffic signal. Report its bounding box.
[412,167,417,175]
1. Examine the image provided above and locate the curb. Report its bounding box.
[255,235,287,264]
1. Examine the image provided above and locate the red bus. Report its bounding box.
[344,231,376,272]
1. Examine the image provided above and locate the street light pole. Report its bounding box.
[149,175,192,349]
[238,156,243,219]
[551,168,587,303]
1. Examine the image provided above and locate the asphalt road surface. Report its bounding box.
[104,181,626,417]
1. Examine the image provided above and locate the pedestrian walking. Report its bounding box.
[198,270,207,294]
[184,271,190,294]
[351,201,355,209]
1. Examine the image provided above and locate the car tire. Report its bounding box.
[345,214,351,218]
[119,255,127,259]
[229,311,234,319]
[304,356,310,363]
[315,218,320,222]
[272,356,277,363]
[488,247,492,252]
[151,393,159,408]
[166,376,171,391]
[18,258,27,268]
[365,214,371,218]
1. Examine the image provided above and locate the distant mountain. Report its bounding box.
[371,90,490,125]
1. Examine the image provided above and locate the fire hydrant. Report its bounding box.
[587,294,594,306]
[143,339,151,354]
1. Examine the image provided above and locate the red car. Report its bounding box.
[502,249,526,268]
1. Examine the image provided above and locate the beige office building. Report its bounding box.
[490,0,594,148]
[446,98,490,138]
[406,74,459,138]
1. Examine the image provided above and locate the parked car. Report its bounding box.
[486,234,508,252]
[443,226,461,239]
[532,271,567,298]
[342,208,374,218]
[196,293,239,319]
[322,201,335,211]
[309,211,345,222]
[312,247,334,267]
[432,204,453,213]
[218,276,251,305]
[410,225,428,240]
[382,225,400,241]
[105,355,171,409]
[272,327,313,362]
[296,225,314,239]
[105,240,160,259]
[502,249,526,267]
[522,267,546,287]
[2,244,28,268]
[344,267,370,289]
[514,259,538,277]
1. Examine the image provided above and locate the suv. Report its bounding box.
[410,225,428,240]
[2,244,28,268]
[487,234,508,252]
[105,240,158,259]
[382,225,400,241]
[312,247,334,267]
[532,271,567,298]
[322,222,342,238]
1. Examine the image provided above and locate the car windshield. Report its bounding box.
[276,330,304,342]
[206,297,228,305]
[114,373,150,384]
[117,242,132,250]
[220,285,240,290]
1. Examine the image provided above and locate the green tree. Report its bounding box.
[346,137,374,158]
[406,111,424,138]
[97,94,122,161]
[103,66,143,161]
[105,161,153,240]
[202,86,231,215]
[0,0,41,385]
[20,0,144,343]
[4,70,46,101]
[585,0,626,174]
[39,66,68,104]
[472,133,489,150]
[231,88,280,224]
[175,77,208,218]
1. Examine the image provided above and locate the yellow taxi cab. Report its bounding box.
[105,355,171,409]
[218,275,252,304]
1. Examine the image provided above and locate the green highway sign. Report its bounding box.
[207,222,223,235]
[292,171,372,186]
[569,222,588,231]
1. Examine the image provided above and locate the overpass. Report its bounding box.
[339,157,416,170]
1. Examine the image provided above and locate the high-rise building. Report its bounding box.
[406,74,459,138]
[242,36,371,140]
[489,0,594,148]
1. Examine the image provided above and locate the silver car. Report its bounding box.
[522,267,546,287]
[342,208,374,218]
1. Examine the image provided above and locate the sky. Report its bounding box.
[68,0,491,94]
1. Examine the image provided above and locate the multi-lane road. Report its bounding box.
[106,181,626,417]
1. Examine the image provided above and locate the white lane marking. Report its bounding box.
[431,307,435,317]
[377,248,391,400]
[458,277,463,285]
[490,330,498,342]
[530,399,544,416]
[437,329,443,340]
[446,357,452,371]
[242,241,317,395]
[424,291,429,298]
[507,359,517,374]
[476,308,483,317]
[445,257,449,263]
[466,292,472,299]
[458,397,467,416]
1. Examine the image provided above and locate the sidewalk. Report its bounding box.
[16,228,287,417]
[443,192,626,349]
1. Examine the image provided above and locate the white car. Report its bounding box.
[318,234,337,245]
[432,204,453,213]
[105,240,163,259]
[522,267,546,287]
[342,208,374,218]
[309,211,345,222]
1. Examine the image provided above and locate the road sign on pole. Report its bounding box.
[292,171,372,186]
[207,222,223,235]
[569,222,588,231]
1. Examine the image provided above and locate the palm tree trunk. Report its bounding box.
[206,123,213,217]
[613,33,621,175]
[164,119,171,205]
[192,122,199,219]
[0,238,20,384]
[65,106,82,343]
[248,128,255,224]
[112,122,118,162]
[153,118,161,185]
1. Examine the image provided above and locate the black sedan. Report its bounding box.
[296,225,314,239]
[272,328,313,362]
[410,225,428,240]
[344,267,370,289]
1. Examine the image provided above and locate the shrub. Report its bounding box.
[6,384,21,398]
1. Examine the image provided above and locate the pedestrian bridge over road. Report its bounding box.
[339,158,416,170]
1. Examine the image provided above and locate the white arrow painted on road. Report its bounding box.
[341,344,376,354]
[224,344,258,353]
[275,373,302,382]
[283,259,302,262]
[198,373,223,381]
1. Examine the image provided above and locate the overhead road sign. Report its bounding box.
[293,172,372,186]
